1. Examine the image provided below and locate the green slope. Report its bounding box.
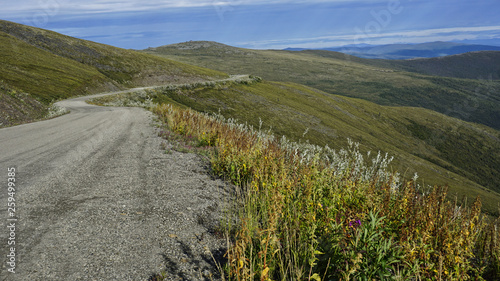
[99,79,500,214]
[0,30,109,102]
[144,41,500,130]
[0,21,228,127]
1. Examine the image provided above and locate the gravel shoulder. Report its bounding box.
[0,92,232,280]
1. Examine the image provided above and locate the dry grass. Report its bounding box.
[154,103,500,280]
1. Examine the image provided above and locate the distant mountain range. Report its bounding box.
[285,41,500,60]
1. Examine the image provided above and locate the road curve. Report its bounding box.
[0,91,229,280]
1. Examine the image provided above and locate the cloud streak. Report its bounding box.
[237,25,500,49]
[1,0,499,50]
[1,0,359,15]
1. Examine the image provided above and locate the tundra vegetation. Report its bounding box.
[152,103,500,280]
[145,41,500,130]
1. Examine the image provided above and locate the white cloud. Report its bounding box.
[3,0,498,50]
[237,25,500,49]
[1,0,358,16]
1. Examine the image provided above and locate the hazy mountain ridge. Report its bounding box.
[286,41,500,60]
[378,51,500,80]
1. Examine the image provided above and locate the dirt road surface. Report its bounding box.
[0,91,230,280]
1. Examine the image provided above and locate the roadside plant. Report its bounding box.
[153,102,498,280]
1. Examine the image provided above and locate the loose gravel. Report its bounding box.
[0,93,233,280]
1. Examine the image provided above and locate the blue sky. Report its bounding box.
[1,0,500,50]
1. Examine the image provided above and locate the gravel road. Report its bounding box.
[0,91,231,280]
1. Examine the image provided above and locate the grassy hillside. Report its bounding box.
[0,20,227,127]
[93,79,500,215]
[0,30,110,103]
[144,41,500,130]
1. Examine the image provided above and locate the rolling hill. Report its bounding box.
[0,20,227,127]
[143,41,500,131]
[141,41,500,214]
